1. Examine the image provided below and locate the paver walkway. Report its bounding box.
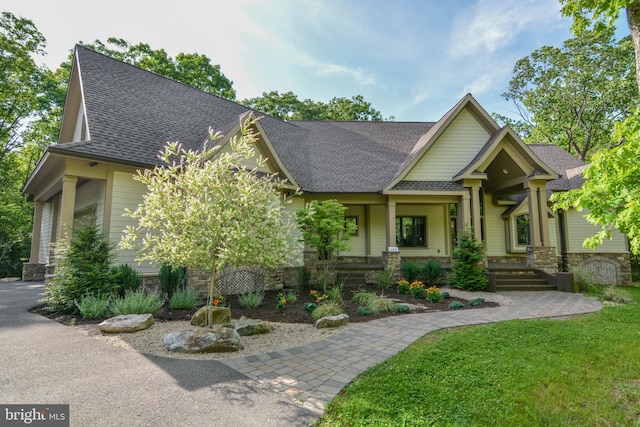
[1,281,602,423]
[222,291,602,413]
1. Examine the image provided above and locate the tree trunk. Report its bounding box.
[207,268,217,328]
[626,2,640,94]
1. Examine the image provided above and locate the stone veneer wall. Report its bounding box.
[566,252,632,285]
[487,256,527,265]
[526,246,560,273]
[382,251,402,282]
[22,263,46,281]
[187,266,284,297]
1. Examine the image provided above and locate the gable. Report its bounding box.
[215,134,274,174]
[58,56,87,144]
[404,108,491,181]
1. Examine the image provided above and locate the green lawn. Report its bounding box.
[317,287,640,426]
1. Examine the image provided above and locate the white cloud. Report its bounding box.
[450,0,564,57]
[315,63,377,86]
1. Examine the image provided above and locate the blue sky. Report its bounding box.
[4,0,630,121]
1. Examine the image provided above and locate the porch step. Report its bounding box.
[492,270,556,291]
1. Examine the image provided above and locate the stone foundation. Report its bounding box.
[566,252,632,285]
[487,256,527,265]
[187,266,284,297]
[526,246,559,273]
[21,263,46,281]
[382,250,402,282]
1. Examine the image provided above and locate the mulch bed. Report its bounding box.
[32,286,498,326]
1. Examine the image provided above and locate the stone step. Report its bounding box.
[496,283,557,291]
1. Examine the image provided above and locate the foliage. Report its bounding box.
[448,228,488,291]
[241,91,389,121]
[75,293,112,319]
[426,286,442,303]
[211,295,226,307]
[110,264,142,297]
[284,291,298,303]
[326,284,344,305]
[396,280,410,294]
[602,286,636,304]
[311,301,344,321]
[410,281,426,299]
[502,27,637,161]
[552,109,640,255]
[296,266,311,292]
[422,259,444,286]
[367,297,397,314]
[120,116,298,326]
[238,291,263,309]
[296,199,356,260]
[276,292,288,310]
[468,297,485,307]
[571,267,597,292]
[351,291,379,305]
[42,217,115,312]
[374,268,395,289]
[318,287,640,426]
[111,289,163,315]
[304,302,317,313]
[356,306,372,316]
[80,38,236,99]
[401,261,421,282]
[159,263,185,300]
[168,287,200,310]
[448,301,465,310]
[395,304,411,313]
[441,291,450,299]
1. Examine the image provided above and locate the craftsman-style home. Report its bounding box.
[21,46,631,289]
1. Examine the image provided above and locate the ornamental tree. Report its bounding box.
[448,228,488,291]
[296,199,357,260]
[120,116,298,326]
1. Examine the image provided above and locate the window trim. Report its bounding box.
[395,216,427,248]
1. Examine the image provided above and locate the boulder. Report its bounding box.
[163,328,243,353]
[234,316,272,336]
[190,306,231,327]
[99,314,155,333]
[314,313,349,329]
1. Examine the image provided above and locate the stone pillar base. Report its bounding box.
[382,250,402,282]
[526,246,559,273]
[22,263,46,281]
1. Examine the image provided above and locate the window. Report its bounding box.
[396,217,426,247]
[345,216,358,236]
[516,214,530,245]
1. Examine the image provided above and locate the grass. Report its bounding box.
[317,286,640,426]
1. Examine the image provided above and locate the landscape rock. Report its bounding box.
[190,306,231,327]
[99,314,155,333]
[163,328,243,353]
[314,313,349,329]
[234,316,273,336]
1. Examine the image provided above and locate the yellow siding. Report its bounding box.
[283,196,305,266]
[549,216,558,254]
[344,205,366,256]
[566,209,627,253]
[39,202,53,264]
[109,172,158,275]
[484,198,507,257]
[405,109,490,181]
[370,205,387,255]
[396,204,447,257]
[216,140,272,173]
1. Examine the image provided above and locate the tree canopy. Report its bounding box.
[502,27,638,161]
[242,91,389,121]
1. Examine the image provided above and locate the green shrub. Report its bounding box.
[448,301,465,310]
[442,291,450,299]
[111,264,142,297]
[42,216,116,313]
[368,297,397,314]
[401,261,421,282]
[326,284,344,305]
[357,306,372,316]
[311,301,344,321]
[352,291,378,305]
[602,286,636,305]
[238,291,263,309]
[397,280,410,294]
[396,304,410,313]
[375,268,395,289]
[159,263,186,299]
[410,281,426,299]
[448,228,488,291]
[285,291,298,303]
[422,259,444,285]
[572,267,598,292]
[111,289,163,315]
[169,287,200,310]
[468,297,485,307]
[304,302,317,312]
[426,286,442,303]
[75,293,112,319]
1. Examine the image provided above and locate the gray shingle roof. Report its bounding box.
[528,144,587,191]
[390,181,465,191]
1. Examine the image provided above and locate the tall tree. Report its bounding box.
[242,91,389,121]
[81,38,236,100]
[553,0,640,256]
[120,117,298,326]
[503,27,637,161]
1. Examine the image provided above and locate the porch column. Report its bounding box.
[57,175,78,240]
[29,201,44,263]
[470,184,482,241]
[526,182,546,246]
[385,200,396,248]
[458,191,471,233]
